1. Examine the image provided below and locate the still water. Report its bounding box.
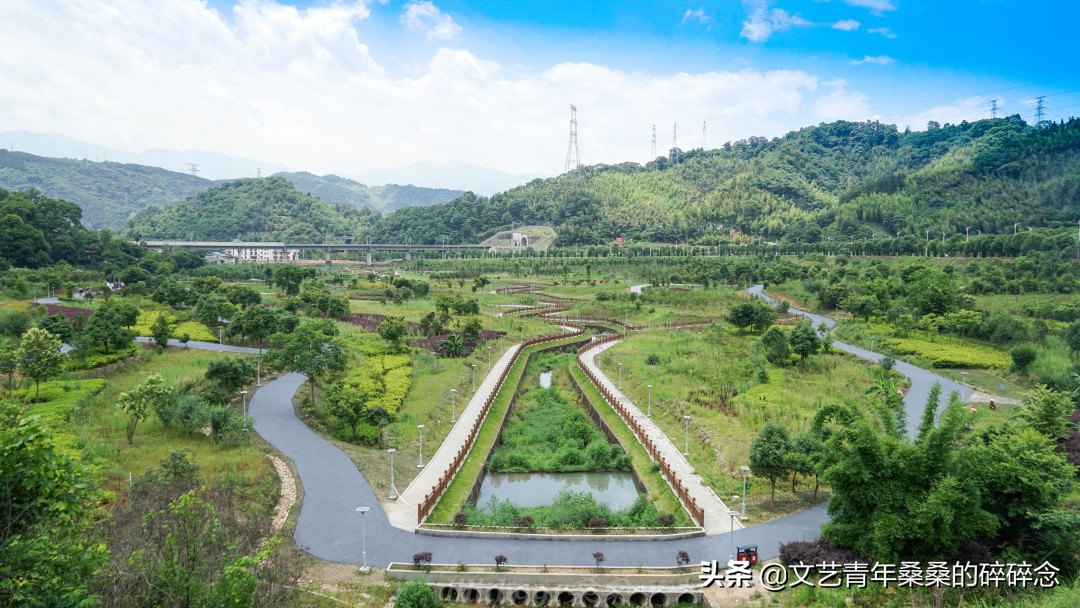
[475,471,639,509]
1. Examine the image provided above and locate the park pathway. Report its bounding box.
[579,340,743,535]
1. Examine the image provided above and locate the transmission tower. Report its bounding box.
[256,167,261,179]
[1035,96,1046,126]
[564,104,580,174]
[650,124,657,160]
[990,99,998,119]
[701,121,707,150]
[671,122,679,164]
[187,163,200,213]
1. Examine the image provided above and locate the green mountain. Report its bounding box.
[369,117,1080,246]
[277,171,464,212]
[122,176,375,242]
[0,150,211,229]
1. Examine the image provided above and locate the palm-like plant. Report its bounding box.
[439,333,465,358]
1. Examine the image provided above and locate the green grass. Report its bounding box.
[15,379,106,453]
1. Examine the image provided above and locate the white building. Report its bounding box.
[203,251,236,265]
[224,247,299,263]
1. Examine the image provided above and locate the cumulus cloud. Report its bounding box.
[741,1,812,42]
[681,7,712,25]
[0,0,854,175]
[401,1,461,41]
[868,27,897,38]
[851,55,895,65]
[833,19,861,31]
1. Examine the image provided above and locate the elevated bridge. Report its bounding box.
[139,239,489,262]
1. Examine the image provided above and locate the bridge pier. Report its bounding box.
[366,248,372,265]
[406,250,412,261]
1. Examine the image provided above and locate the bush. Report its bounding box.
[412,552,433,568]
[494,554,508,569]
[453,512,468,527]
[592,551,605,568]
[676,550,690,566]
[659,514,676,527]
[1010,345,1038,374]
[207,406,245,444]
[879,356,896,372]
[514,515,534,529]
[0,310,31,338]
[645,353,661,365]
[395,578,440,608]
[588,517,608,528]
[205,357,254,394]
[778,538,863,566]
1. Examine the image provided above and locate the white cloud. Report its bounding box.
[833,19,861,31]
[868,27,897,38]
[813,82,870,119]
[844,0,896,12]
[889,96,991,131]
[401,1,461,41]
[678,7,712,25]
[0,0,858,176]
[741,1,813,42]
[851,55,895,65]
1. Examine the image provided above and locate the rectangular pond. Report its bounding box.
[475,471,640,510]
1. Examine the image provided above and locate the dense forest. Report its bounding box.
[122,177,375,242]
[368,117,1080,246]
[278,171,463,212]
[0,150,211,228]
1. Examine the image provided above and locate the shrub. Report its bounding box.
[645,353,661,365]
[778,539,863,566]
[514,515,534,529]
[676,550,690,566]
[1010,345,1038,374]
[659,514,676,527]
[592,551,605,568]
[588,517,608,528]
[494,554,508,569]
[453,512,468,528]
[879,356,896,372]
[395,578,440,608]
[412,552,433,568]
[207,406,245,444]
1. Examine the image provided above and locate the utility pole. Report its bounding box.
[990,99,998,119]
[1035,96,1046,126]
[671,122,679,164]
[256,167,261,179]
[564,105,580,174]
[187,163,200,213]
[650,124,657,161]
[701,121,707,150]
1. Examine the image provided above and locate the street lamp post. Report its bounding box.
[256,353,262,386]
[240,390,248,430]
[487,346,492,369]
[618,361,623,390]
[870,336,877,353]
[647,384,653,417]
[728,510,740,563]
[966,226,972,241]
[740,466,750,519]
[450,389,457,424]
[417,425,425,468]
[355,506,370,572]
[683,415,691,456]
[471,364,476,391]
[388,448,398,499]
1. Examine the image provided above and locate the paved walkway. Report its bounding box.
[580,341,742,534]
[384,343,524,530]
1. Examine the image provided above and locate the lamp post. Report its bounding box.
[925,230,930,256]
[740,466,750,519]
[417,425,425,468]
[487,346,492,369]
[240,390,248,430]
[1014,222,1021,234]
[961,371,968,385]
[355,506,370,572]
[683,415,691,456]
[471,364,476,391]
[618,361,623,390]
[256,353,262,386]
[388,448,398,499]
[647,384,653,417]
[965,226,972,241]
[728,510,740,563]
[217,326,223,343]
[450,389,457,423]
[870,336,877,353]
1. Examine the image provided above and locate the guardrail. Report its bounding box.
[416,323,587,524]
[575,337,706,527]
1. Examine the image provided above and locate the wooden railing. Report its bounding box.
[416,322,587,524]
[575,337,706,527]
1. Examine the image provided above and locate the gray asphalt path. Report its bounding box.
[249,372,826,567]
[748,285,972,437]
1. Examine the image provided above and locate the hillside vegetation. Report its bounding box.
[278,171,463,212]
[368,117,1080,246]
[123,176,375,242]
[0,150,211,228]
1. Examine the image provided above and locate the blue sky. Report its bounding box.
[3,0,1078,179]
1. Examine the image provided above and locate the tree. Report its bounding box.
[117,374,171,443]
[749,422,790,501]
[222,284,261,308]
[844,295,878,322]
[758,326,790,366]
[81,300,134,354]
[789,322,821,370]
[325,383,372,440]
[15,328,65,401]
[150,313,172,351]
[1015,385,1074,441]
[205,357,254,394]
[1065,320,1080,359]
[377,316,408,345]
[273,265,307,296]
[727,301,758,333]
[0,417,107,606]
[438,333,465,357]
[270,320,347,403]
[786,432,825,495]
[37,314,73,344]
[0,347,15,395]
[194,294,237,329]
[460,318,483,343]
[1009,345,1037,374]
[0,311,31,338]
[395,578,441,608]
[0,213,50,268]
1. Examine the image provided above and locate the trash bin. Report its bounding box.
[737,545,759,566]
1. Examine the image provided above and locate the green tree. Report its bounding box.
[727,301,758,333]
[80,300,134,354]
[377,316,408,345]
[0,348,15,395]
[270,320,348,403]
[273,265,307,296]
[37,314,73,344]
[749,422,790,502]
[117,374,171,444]
[0,213,50,268]
[205,357,254,395]
[1009,345,1037,374]
[325,383,372,440]
[221,283,261,308]
[1065,320,1080,359]
[788,321,821,370]
[15,328,65,401]
[194,294,237,329]
[439,333,465,357]
[395,578,441,608]
[0,417,107,607]
[786,432,825,496]
[1015,385,1074,441]
[758,326,790,366]
[150,313,172,351]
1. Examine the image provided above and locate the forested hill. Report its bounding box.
[369,117,1080,246]
[122,176,375,242]
[278,171,464,212]
[0,150,212,228]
